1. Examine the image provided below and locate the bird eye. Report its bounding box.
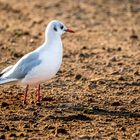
[60,25,64,29]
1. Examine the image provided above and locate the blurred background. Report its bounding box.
[0,0,140,139]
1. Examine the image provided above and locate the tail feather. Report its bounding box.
[0,78,18,85]
[0,65,13,77]
[0,65,16,85]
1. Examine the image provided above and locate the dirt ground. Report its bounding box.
[0,0,140,139]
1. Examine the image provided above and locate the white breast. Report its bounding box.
[21,41,63,85]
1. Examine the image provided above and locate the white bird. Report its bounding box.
[0,20,74,104]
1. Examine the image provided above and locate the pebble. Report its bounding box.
[118,76,125,81]
[0,135,5,139]
[110,56,117,62]
[57,128,68,134]
[5,125,10,131]
[9,133,17,137]
[111,101,121,106]
[78,135,91,140]
[1,102,9,108]
[75,74,82,80]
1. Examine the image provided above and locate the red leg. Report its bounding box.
[37,84,41,103]
[24,85,29,104]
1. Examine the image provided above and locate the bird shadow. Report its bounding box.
[46,113,92,122]
[83,107,140,118]
[44,104,140,122]
[96,79,140,87]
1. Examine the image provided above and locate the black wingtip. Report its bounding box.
[0,73,3,77]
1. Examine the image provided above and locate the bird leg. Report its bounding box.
[24,85,29,104]
[37,84,41,103]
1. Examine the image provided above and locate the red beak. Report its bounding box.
[65,28,75,33]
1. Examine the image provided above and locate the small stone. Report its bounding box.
[88,82,97,89]
[98,80,105,84]
[36,102,41,106]
[10,127,17,131]
[110,136,118,140]
[0,134,5,139]
[57,128,68,134]
[121,127,126,131]
[107,48,112,52]
[5,126,10,131]
[24,124,30,128]
[120,107,126,111]
[30,39,34,43]
[88,98,93,102]
[111,101,121,106]
[136,61,140,65]
[42,97,54,101]
[110,56,117,62]
[23,31,30,36]
[19,133,24,137]
[116,92,123,96]
[117,47,122,51]
[79,135,91,140]
[79,53,89,58]
[1,102,9,107]
[130,34,138,40]
[26,129,33,132]
[9,133,16,137]
[111,71,119,75]
[118,76,125,81]
[117,62,123,66]
[13,52,23,58]
[106,62,111,67]
[134,71,139,75]
[75,74,82,80]
[33,35,39,39]
[44,125,55,130]
[130,99,136,104]
[33,112,38,116]
[82,46,87,50]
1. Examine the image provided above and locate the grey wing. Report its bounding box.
[7,52,42,79]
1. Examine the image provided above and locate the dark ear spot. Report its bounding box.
[54,26,57,31]
[60,25,64,29]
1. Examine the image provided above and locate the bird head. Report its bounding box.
[45,20,74,39]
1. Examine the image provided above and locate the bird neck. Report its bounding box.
[44,29,61,45]
[41,32,62,51]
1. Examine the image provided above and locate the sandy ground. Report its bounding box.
[0,0,140,139]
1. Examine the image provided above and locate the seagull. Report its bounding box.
[0,20,74,104]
